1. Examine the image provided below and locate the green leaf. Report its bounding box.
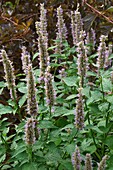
[63,76,77,86]
[21,162,37,170]
[12,146,26,158]
[85,145,96,153]
[1,165,11,170]
[0,88,4,95]
[39,120,57,129]
[102,78,112,92]
[0,81,6,88]
[45,142,61,162]
[55,117,68,128]
[19,94,27,107]
[98,102,109,112]
[66,143,75,156]
[34,69,40,77]
[61,124,74,131]
[52,107,69,117]
[17,82,27,93]
[60,160,73,170]
[105,136,113,150]
[107,154,113,168]
[54,137,62,146]
[0,104,13,115]
[87,91,102,104]
[0,154,6,163]
[48,45,58,50]
[18,87,27,93]
[87,71,97,77]
[81,138,93,151]
[32,52,39,60]
[109,54,113,59]
[65,94,76,100]
[89,53,98,59]
[63,109,74,116]
[37,166,47,170]
[106,6,113,13]
[106,95,113,104]
[82,86,91,98]
[86,125,103,134]
[50,54,61,58]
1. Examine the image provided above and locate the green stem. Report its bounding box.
[49,106,52,117]
[27,145,33,162]
[12,86,22,120]
[100,76,104,100]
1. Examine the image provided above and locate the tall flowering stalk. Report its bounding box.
[25,118,36,145]
[44,69,56,114]
[75,88,84,130]
[84,154,93,170]
[77,40,88,87]
[39,3,48,42]
[21,46,31,74]
[97,35,107,74]
[71,7,83,45]
[71,145,81,170]
[25,118,39,161]
[56,6,67,43]
[104,42,112,69]
[35,3,49,83]
[27,64,38,117]
[1,49,17,100]
[85,28,96,53]
[55,6,67,55]
[97,155,108,170]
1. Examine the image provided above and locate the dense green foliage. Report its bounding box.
[0,0,113,170]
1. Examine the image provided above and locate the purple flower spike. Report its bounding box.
[75,88,84,130]
[85,154,93,170]
[44,70,56,108]
[71,145,81,170]
[0,50,17,100]
[27,64,38,117]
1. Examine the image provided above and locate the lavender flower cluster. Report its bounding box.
[97,35,108,73]
[0,50,17,100]
[21,46,40,145]
[71,145,81,170]
[27,64,38,117]
[77,40,88,87]
[72,146,108,170]
[75,88,84,130]
[25,118,40,145]
[44,70,56,111]
[35,3,49,83]
[97,155,108,170]
[55,6,67,54]
[21,46,31,74]
[24,118,36,145]
[84,154,93,170]
[56,6,67,42]
[71,9,83,45]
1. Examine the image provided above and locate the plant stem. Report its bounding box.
[27,145,33,162]
[100,76,104,100]
[49,106,52,117]
[12,87,22,120]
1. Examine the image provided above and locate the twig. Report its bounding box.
[1,14,18,26]
[85,1,113,25]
